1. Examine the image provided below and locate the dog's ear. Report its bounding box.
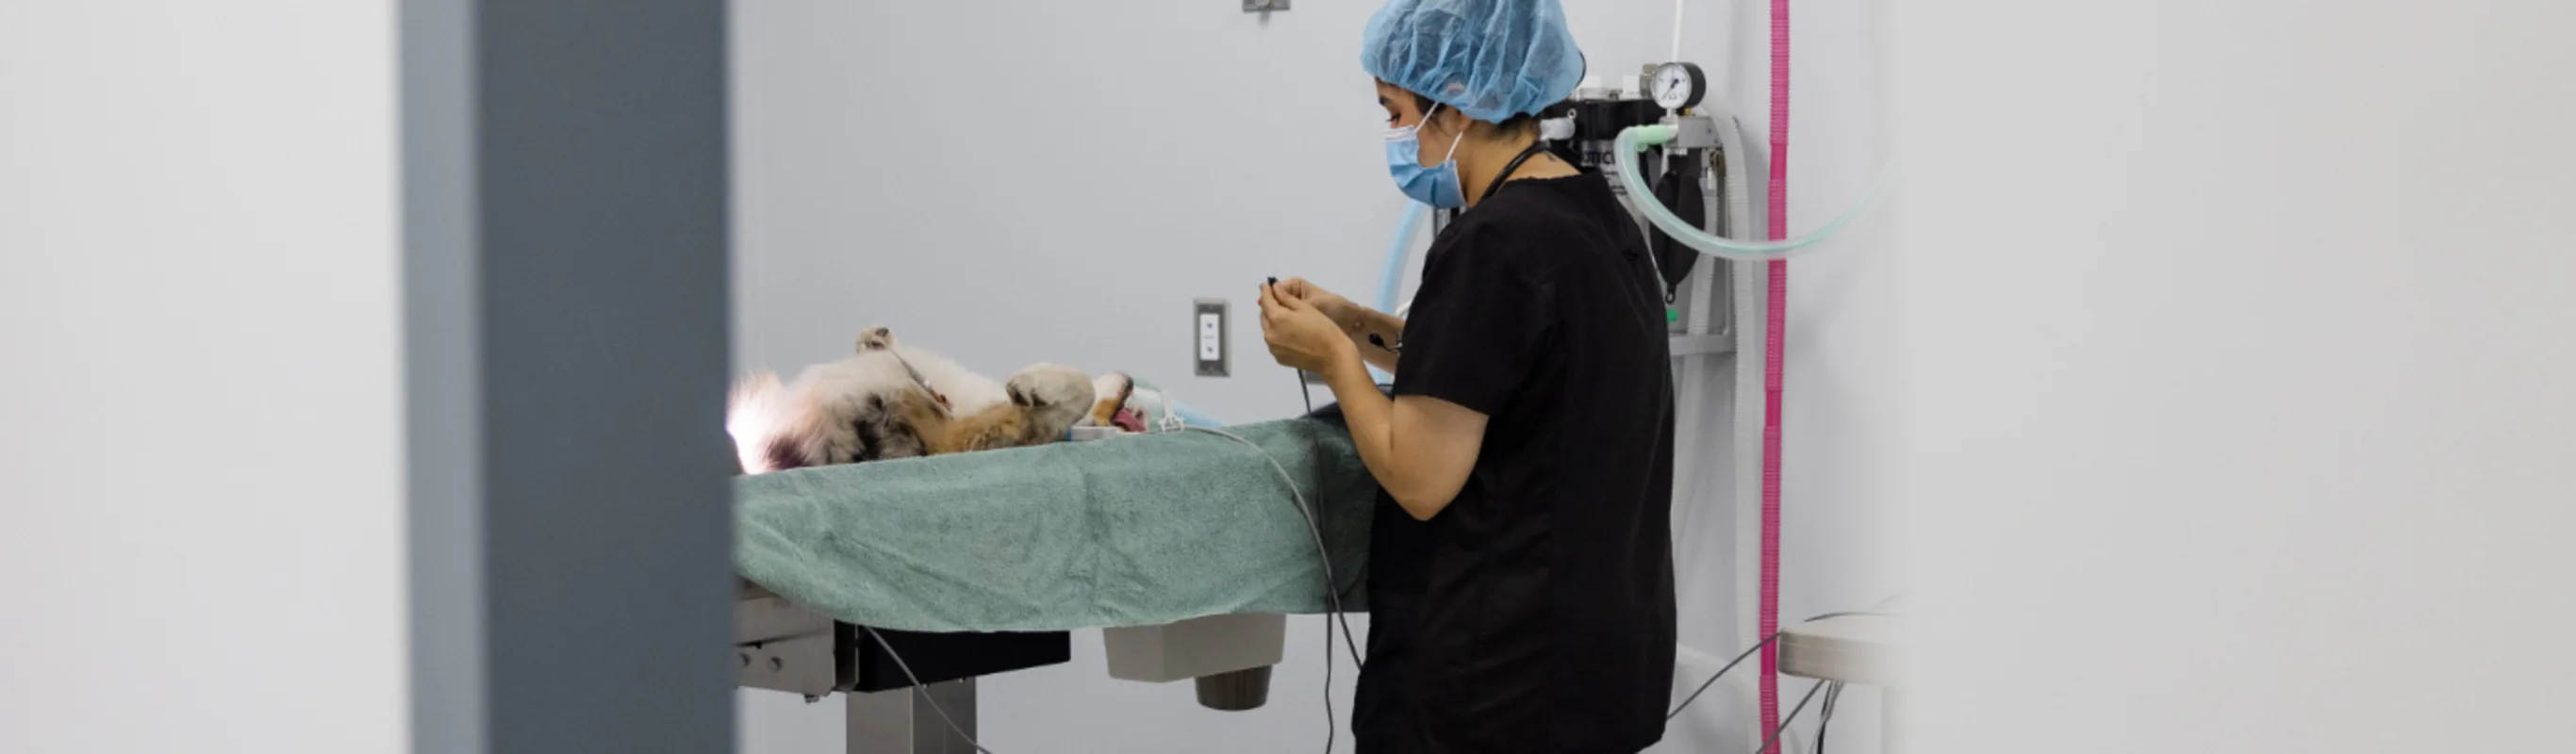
[856,326,895,352]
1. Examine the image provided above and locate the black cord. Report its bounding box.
[1816,681,1844,754]
[860,627,999,754]
[1266,277,1320,418]
[1321,616,1335,754]
[1275,357,1360,670]
[1666,630,1782,719]
[1668,607,1900,719]
[1301,379,1362,668]
[1752,680,1830,754]
[1318,586,1369,752]
[1802,610,1899,622]
[1268,403,1362,669]
[1310,422,1334,754]
[1181,426,1362,752]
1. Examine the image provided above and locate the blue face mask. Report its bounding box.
[1386,104,1469,209]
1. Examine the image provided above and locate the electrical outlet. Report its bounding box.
[1195,299,1230,377]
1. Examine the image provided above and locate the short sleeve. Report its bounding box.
[1391,226,1556,417]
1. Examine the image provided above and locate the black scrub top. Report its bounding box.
[1352,172,1678,754]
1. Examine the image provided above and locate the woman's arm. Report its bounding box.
[1277,277,1405,376]
[1259,283,1482,520]
[1346,306,1406,374]
[1317,339,1484,521]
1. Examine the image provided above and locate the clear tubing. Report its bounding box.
[1128,377,1225,429]
[1703,107,1751,335]
[1379,202,1424,314]
[1169,402,1228,429]
[1611,124,1893,262]
[1666,105,1742,631]
[1364,202,1424,385]
[1670,0,1686,62]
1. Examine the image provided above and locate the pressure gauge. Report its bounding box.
[1650,61,1707,111]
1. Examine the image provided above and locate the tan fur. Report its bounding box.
[1087,373,1134,427]
[860,326,1094,456]
[885,384,1079,455]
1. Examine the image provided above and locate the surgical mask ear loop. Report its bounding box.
[1393,101,1435,139]
[1422,103,1468,170]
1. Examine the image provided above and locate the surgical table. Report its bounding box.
[730,417,1377,753]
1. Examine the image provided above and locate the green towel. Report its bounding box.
[733,418,1376,632]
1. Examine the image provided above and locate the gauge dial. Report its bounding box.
[1651,61,1707,111]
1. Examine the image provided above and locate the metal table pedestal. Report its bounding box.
[846,679,978,754]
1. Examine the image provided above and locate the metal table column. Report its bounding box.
[846,679,978,754]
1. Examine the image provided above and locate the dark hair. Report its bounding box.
[1412,92,1540,137]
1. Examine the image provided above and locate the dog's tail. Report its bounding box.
[726,370,824,474]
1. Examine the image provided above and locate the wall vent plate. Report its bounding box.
[1195,299,1230,377]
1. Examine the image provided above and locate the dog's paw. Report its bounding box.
[1093,372,1134,404]
[855,326,896,352]
[1006,364,1093,407]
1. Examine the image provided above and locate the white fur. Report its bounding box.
[1077,372,1136,427]
[725,370,805,474]
[727,340,1098,474]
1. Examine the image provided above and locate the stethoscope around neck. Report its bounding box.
[1478,139,1553,202]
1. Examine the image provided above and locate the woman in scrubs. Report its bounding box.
[1256,1,1679,751]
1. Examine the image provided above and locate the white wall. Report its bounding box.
[1722,1,2576,750]
[1896,1,2576,751]
[0,3,407,753]
[730,1,1891,751]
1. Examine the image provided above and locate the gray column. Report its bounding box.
[847,680,981,754]
[405,1,734,752]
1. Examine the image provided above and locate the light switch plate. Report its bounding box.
[1195,299,1230,377]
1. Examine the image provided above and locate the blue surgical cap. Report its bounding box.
[1362,0,1586,123]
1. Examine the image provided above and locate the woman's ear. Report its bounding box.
[1428,107,1470,139]
[1439,107,1470,135]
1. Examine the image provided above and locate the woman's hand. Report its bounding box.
[1275,277,1364,336]
[1258,282,1358,374]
